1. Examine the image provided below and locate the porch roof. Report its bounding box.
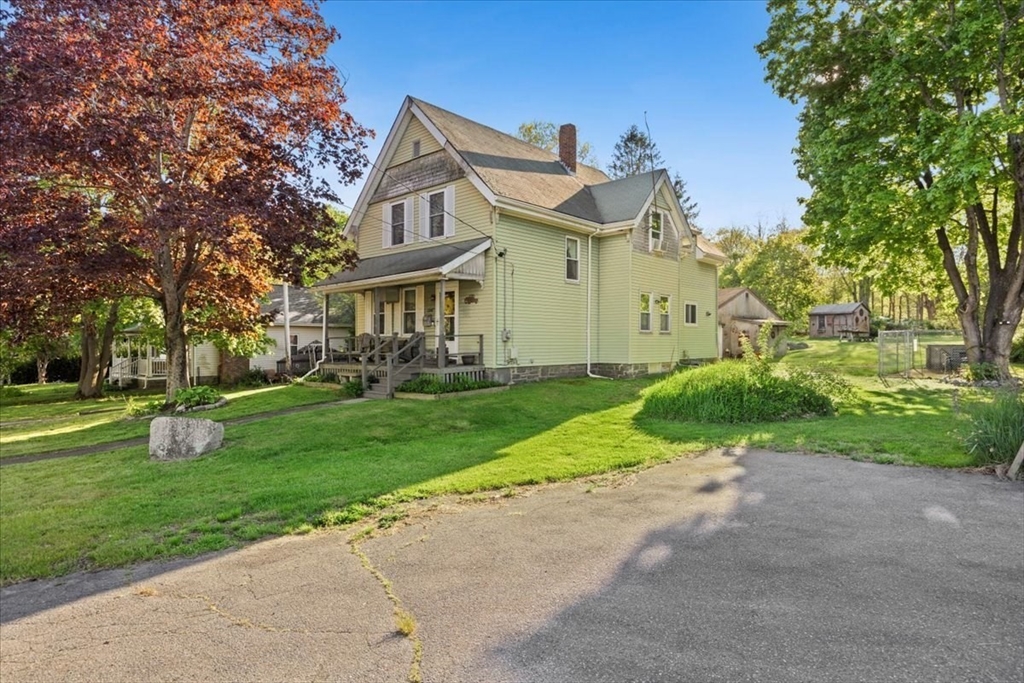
[315,237,491,292]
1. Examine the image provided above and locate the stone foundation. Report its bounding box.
[487,360,706,384]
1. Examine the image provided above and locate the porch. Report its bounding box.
[318,332,486,399]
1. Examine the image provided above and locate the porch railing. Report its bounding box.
[432,334,485,368]
[361,332,426,397]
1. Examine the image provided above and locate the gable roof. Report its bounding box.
[718,287,748,307]
[717,286,785,321]
[261,285,347,327]
[410,98,613,222]
[809,302,868,315]
[351,97,701,238]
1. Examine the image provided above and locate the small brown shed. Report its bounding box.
[718,287,789,358]
[808,302,870,339]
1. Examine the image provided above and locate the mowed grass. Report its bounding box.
[0,356,979,584]
[0,383,340,459]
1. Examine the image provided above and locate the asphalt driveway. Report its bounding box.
[2,449,1022,682]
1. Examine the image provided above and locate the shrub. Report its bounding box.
[640,352,850,424]
[174,385,222,409]
[397,375,503,394]
[963,362,1001,382]
[317,372,339,384]
[124,397,162,417]
[340,380,364,398]
[0,385,25,400]
[236,369,269,387]
[1010,333,1024,364]
[959,390,1024,465]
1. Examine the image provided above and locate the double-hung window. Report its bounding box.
[639,293,652,332]
[402,288,417,334]
[374,299,386,334]
[383,198,413,248]
[420,186,454,240]
[428,191,445,238]
[390,202,406,246]
[289,334,298,357]
[565,237,580,282]
[658,296,671,332]
[684,301,698,326]
[649,211,664,251]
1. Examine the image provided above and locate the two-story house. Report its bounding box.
[314,96,724,394]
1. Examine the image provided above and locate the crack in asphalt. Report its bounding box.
[348,528,424,683]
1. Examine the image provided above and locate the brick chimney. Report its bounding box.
[558,123,577,175]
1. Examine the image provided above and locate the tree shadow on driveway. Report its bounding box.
[485,451,1024,682]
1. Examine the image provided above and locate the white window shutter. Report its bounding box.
[419,195,429,240]
[404,197,414,243]
[382,204,391,249]
[444,185,455,237]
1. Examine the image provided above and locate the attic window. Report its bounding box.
[649,211,664,251]
[412,139,421,158]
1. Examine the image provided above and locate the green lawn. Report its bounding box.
[0,383,341,459]
[0,355,981,584]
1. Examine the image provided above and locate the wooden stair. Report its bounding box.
[363,366,420,399]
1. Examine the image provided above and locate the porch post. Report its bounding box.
[438,279,446,368]
[283,283,292,373]
[321,292,330,362]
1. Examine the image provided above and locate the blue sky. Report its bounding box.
[321,0,806,233]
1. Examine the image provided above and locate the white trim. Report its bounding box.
[565,236,580,283]
[496,196,607,233]
[408,101,499,205]
[657,294,671,333]
[684,300,698,327]
[639,291,653,333]
[437,281,460,354]
[383,198,410,248]
[443,185,455,237]
[346,98,414,240]
[401,287,418,335]
[316,239,492,294]
[440,238,492,275]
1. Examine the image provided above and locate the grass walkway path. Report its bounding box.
[0,399,368,467]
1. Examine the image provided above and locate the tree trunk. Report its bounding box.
[35,353,48,384]
[163,303,190,406]
[935,187,1023,378]
[75,301,120,399]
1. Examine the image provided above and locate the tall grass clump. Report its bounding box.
[641,334,850,423]
[959,390,1024,465]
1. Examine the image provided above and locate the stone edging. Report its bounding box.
[394,385,509,401]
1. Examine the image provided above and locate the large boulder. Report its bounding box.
[149,417,224,461]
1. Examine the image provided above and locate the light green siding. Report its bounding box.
[629,251,684,366]
[358,177,493,260]
[495,214,590,367]
[595,234,631,363]
[390,116,442,166]
[678,258,719,360]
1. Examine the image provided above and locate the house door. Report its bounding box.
[437,281,459,354]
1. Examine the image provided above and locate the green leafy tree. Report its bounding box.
[515,121,598,167]
[737,229,820,333]
[758,0,1023,375]
[710,226,759,288]
[607,125,701,226]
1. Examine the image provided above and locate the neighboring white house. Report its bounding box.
[109,285,351,386]
[250,285,352,376]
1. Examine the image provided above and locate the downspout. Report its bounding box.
[587,229,612,380]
